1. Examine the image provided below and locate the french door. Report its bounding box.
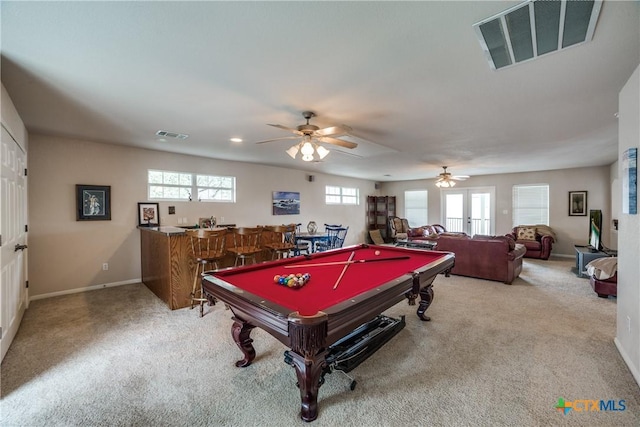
[441,187,495,236]
[1,124,28,361]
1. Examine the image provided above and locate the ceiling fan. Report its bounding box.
[256,111,358,162]
[435,166,470,188]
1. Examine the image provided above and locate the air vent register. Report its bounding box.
[473,0,602,70]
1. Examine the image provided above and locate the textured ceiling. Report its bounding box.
[1,1,639,181]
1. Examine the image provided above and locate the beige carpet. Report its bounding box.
[1,257,639,426]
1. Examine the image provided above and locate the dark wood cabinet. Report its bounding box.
[366,196,396,242]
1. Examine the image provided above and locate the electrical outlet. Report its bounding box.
[102,263,109,271]
[220,216,225,222]
[177,218,183,225]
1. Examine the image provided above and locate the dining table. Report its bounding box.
[295,231,329,253]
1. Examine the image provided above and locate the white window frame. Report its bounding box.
[512,184,549,226]
[148,170,192,201]
[195,174,236,202]
[148,169,236,202]
[404,190,428,227]
[325,185,359,205]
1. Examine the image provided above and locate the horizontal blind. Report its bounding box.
[404,190,428,227]
[512,184,549,226]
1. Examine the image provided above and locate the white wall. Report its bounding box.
[1,83,28,152]
[27,134,375,298]
[615,65,640,387]
[381,166,612,256]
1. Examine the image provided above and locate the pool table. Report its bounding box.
[201,244,454,422]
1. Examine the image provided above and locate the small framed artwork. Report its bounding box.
[76,184,111,221]
[272,191,300,215]
[138,202,160,226]
[569,191,587,216]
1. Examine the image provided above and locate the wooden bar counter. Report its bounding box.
[139,226,194,309]
[139,224,240,310]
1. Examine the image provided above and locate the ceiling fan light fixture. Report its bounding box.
[316,145,330,159]
[285,145,299,159]
[300,141,315,156]
[436,179,455,188]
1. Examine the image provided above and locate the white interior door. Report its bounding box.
[1,125,28,361]
[442,187,495,236]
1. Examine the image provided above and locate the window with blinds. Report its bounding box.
[512,184,549,226]
[404,190,428,227]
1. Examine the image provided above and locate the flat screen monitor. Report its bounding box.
[589,209,602,251]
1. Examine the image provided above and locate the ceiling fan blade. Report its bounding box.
[318,137,358,149]
[267,124,303,135]
[314,124,352,137]
[452,175,470,180]
[255,136,300,144]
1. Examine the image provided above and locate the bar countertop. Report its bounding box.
[138,224,237,236]
[138,225,186,235]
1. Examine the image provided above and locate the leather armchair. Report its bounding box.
[507,226,554,260]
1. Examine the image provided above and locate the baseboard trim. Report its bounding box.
[614,337,640,389]
[29,278,142,302]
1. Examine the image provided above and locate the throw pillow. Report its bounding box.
[400,218,410,233]
[393,218,403,234]
[408,227,424,237]
[369,229,385,245]
[517,226,537,241]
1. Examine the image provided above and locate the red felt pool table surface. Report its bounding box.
[209,244,449,316]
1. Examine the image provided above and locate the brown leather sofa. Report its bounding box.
[414,234,526,284]
[406,224,448,240]
[507,225,555,260]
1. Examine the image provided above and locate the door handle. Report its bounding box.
[14,244,28,252]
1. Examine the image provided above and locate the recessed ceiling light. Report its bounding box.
[230,137,243,143]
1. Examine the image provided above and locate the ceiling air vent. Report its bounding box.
[155,130,189,140]
[473,0,602,70]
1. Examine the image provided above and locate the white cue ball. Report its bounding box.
[374,250,381,256]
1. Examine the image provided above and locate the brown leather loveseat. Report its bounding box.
[416,234,526,284]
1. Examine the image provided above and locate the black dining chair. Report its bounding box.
[294,223,310,255]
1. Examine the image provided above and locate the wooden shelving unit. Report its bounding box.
[366,196,396,242]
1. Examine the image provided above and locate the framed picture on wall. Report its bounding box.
[138,202,160,226]
[622,147,637,215]
[76,184,111,221]
[272,191,300,215]
[568,191,587,216]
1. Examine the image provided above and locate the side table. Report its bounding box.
[574,246,611,278]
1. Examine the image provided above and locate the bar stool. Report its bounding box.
[264,224,297,260]
[186,228,227,317]
[227,227,263,266]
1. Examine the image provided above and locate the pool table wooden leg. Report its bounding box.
[416,281,435,321]
[231,317,256,367]
[287,350,328,422]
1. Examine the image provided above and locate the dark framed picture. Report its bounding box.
[138,202,160,226]
[76,185,111,221]
[569,191,587,216]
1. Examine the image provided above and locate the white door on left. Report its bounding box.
[1,124,28,361]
